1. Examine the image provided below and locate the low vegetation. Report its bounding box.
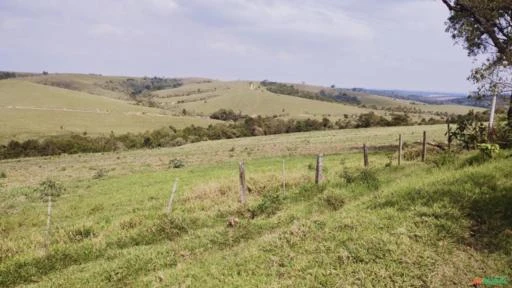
[0,146,510,287]
[260,80,361,105]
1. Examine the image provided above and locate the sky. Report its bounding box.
[0,0,478,93]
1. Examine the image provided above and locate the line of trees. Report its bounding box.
[0,110,424,160]
[260,81,361,105]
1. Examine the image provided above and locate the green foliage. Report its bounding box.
[65,225,96,243]
[249,190,284,218]
[0,71,16,80]
[341,169,380,190]
[477,143,500,159]
[37,179,64,199]
[322,192,345,211]
[356,112,392,128]
[0,171,6,178]
[210,109,244,121]
[447,110,488,150]
[104,77,182,98]
[260,80,360,105]
[428,151,457,168]
[151,215,190,240]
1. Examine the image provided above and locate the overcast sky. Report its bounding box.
[0,0,477,92]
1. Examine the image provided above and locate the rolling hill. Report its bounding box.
[0,79,217,143]
[0,72,486,144]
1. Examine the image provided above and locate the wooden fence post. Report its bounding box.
[45,195,52,254]
[166,178,178,214]
[398,134,403,166]
[239,161,247,204]
[363,144,369,168]
[422,131,427,162]
[315,154,323,184]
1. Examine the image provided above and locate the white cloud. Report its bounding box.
[189,0,374,41]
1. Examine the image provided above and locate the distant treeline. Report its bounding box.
[102,77,183,98]
[0,71,17,80]
[260,81,361,105]
[0,109,445,160]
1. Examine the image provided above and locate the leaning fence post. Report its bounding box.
[422,131,427,162]
[166,178,178,214]
[363,144,369,168]
[315,154,323,184]
[239,161,247,204]
[398,134,403,166]
[45,195,52,254]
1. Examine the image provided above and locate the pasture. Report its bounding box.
[0,80,217,143]
[0,124,510,287]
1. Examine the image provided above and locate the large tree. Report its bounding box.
[441,0,512,126]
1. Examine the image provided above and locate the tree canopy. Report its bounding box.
[442,0,512,125]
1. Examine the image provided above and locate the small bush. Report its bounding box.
[169,158,185,169]
[341,169,380,189]
[119,217,143,230]
[477,143,500,159]
[92,168,107,179]
[66,225,96,242]
[36,179,64,200]
[249,190,283,218]
[0,171,6,178]
[150,215,189,240]
[322,193,345,211]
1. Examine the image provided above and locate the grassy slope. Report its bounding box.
[0,79,216,142]
[0,124,448,188]
[155,80,483,119]
[0,145,510,287]
[155,81,375,118]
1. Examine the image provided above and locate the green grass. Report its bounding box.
[156,81,375,118]
[155,80,483,118]
[0,74,483,144]
[0,124,448,189]
[0,138,510,287]
[0,79,217,143]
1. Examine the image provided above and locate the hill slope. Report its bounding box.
[0,131,510,287]
[0,79,217,143]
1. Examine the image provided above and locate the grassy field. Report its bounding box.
[0,126,510,287]
[154,80,483,118]
[0,74,484,144]
[154,81,375,118]
[0,125,448,189]
[0,79,217,143]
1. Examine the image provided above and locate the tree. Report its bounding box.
[441,0,512,129]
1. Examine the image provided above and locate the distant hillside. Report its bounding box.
[0,72,485,143]
[349,87,492,108]
[0,79,217,143]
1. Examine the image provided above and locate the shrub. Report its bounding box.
[37,179,64,200]
[92,168,107,179]
[249,190,283,218]
[477,143,500,159]
[341,169,380,189]
[322,192,345,211]
[151,215,189,240]
[0,171,6,178]
[169,158,185,169]
[66,225,96,242]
